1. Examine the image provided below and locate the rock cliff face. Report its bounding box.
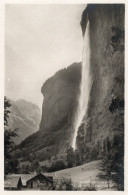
[18,63,81,160]
[7,98,41,144]
[77,4,124,147]
[39,63,81,150]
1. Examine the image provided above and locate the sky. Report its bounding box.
[5,4,86,108]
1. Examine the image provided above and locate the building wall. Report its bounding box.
[26,175,53,190]
[27,180,39,189]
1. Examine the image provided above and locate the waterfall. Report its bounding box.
[72,21,91,149]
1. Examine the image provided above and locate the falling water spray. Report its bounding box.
[72,21,91,149]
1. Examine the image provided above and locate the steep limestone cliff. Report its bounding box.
[77,4,124,148]
[40,63,81,133]
[18,63,81,160]
[39,63,81,150]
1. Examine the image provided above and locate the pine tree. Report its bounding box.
[66,147,74,168]
[4,97,19,175]
[99,96,124,190]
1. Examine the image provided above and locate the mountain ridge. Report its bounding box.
[6,97,41,144]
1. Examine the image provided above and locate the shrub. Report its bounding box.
[54,178,73,191]
[48,160,66,172]
[74,181,97,191]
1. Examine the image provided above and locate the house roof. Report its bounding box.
[27,173,53,183]
[4,175,21,188]
[4,174,35,187]
[21,174,36,186]
[4,173,53,188]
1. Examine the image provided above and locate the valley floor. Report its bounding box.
[46,160,117,191]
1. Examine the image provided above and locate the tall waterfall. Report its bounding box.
[72,21,91,149]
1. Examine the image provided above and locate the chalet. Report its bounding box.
[4,175,22,190]
[26,173,53,190]
[4,173,53,190]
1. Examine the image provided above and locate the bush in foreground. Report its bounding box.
[38,177,97,191]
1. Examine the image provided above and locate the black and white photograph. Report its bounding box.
[3,2,125,191]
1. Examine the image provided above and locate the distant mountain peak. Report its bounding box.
[5,97,41,144]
